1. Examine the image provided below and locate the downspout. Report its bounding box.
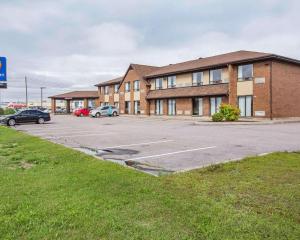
[270,61,273,120]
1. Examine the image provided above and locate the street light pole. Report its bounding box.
[40,87,46,107]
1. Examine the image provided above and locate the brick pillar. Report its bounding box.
[84,98,88,108]
[51,98,56,113]
[228,64,237,106]
[66,100,71,113]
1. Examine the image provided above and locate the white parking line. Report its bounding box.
[102,140,174,149]
[127,146,216,161]
[46,133,114,139]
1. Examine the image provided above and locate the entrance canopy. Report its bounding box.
[49,91,99,113]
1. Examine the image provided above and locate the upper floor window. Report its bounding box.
[155,78,163,90]
[210,69,222,84]
[134,80,140,91]
[125,82,131,92]
[104,86,109,95]
[192,72,203,86]
[114,84,119,93]
[167,76,176,88]
[238,64,253,81]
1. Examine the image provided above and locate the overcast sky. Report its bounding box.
[0,0,299,102]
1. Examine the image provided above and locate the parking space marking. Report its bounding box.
[102,140,174,149]
[46,133,114,139]
[127,146,216,161]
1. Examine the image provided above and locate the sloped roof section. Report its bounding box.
[145,50,274,78]
[49,91,99,99]
[95,76,123,87]
[130,64,160,78]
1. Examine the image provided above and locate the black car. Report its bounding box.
[0,109,51,126]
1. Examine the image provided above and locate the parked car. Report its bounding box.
[0,109,51,126]
[90,105,119,117]
[74,108,90,117]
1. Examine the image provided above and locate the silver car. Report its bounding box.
[90,105,119,117]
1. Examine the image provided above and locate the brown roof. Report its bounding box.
[147,84,229,99]
[145,50,291,78]
[49,91,99,99]
[130,64,160,78]
[95,76,123,87]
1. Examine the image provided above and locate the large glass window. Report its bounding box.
[167,76,176,88]
[238,64,253,80]
[114,84,119,93]
[125,101,131,114]
[134,80,140,91]
[210,69,222,84]
[210,97,222,115]
[155,78,163,89]
[104,86,109,94]
[134,101,140,114]
[168,99,176,115]
[238,96,252,117]
[125,82,131,92]
[155,99,163,115]
[192,72,203,86]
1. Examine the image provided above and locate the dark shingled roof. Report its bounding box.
[145,50,300,78]
[95,77,123,87]
[49,91,99,99]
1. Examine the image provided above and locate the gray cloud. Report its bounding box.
[0,0,299,102]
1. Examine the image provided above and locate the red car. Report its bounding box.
[73,108,90,117]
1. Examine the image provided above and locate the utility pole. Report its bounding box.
[40,87,46,107]
[25,76,28,107]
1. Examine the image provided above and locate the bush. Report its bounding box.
[212,112,224,122]
[4,108,16,115]
[0,108,4,115]
[219,104,240,121]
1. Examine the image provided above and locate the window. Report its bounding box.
[167,76,176,88]
[134,80,140,91]
[210,97,222,115]
[104,102,109,106]
[192,72,203,86]
[134,101,140,114]
[238,64,253,80]
[193,97,203,116]
[104,86,109,95]
[168,99,176,115]
[114,102,119,109]
[155,78,163,89]
[238,96,252,117]
[101,106,109,110]
[125,101,131,114]
[125,82,131,92]
[155,100,163,115]
[210,69,222,84]
[114,84,119,93]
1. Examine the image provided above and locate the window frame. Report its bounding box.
[238,95,253,117]
[238,64,254,81]
[209,69,223,84]
[155,78,163,90]
[210,96,222,115]
[168,99,176,116]
[104,86,109,95]
[133,80,140,92]
[114,84,119,93]
[192,72,204,86]
[167,76,176,88]
[125,82,131,92]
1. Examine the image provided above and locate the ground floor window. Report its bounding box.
[88,99,96,109]
[210,97,222,115]
[238,96,253,117]
[104,102,109,106]
[193,97,203,116]
[155,99,163,115]
[168,99,176,115]
[114,102,119,109]
[125,101,131,114]
[134,101,140,114]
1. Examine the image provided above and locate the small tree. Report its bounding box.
[212,112,224,122]
[219,104,240,121]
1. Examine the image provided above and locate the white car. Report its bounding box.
[90,105,119,118]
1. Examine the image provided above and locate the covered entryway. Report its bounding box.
[49,91,99,114]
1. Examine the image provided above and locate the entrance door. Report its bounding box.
[238,96,252,117]
[193,98,203,116]
[125,101,131,114]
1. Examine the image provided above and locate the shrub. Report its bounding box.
[219,104,240,121]
[212,112,224,122]
[0,108,4,115]
[4,108,16,115]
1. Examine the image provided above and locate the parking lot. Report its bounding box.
[15,115,300,175]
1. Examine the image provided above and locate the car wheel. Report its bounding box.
[96,112,101,118]
[8,119,16,127]
[38,118,45,124]
[113,111,117,116]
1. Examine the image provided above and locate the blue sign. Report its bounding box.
[0,57,7,82]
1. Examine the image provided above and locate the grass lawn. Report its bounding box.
[0,126,299,239]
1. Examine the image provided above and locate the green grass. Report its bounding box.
[0,126,299,239]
